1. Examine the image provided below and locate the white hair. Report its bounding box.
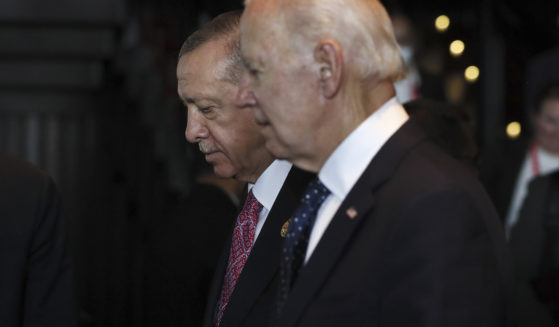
[244,0,405,82]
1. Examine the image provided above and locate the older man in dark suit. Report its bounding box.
[0,153,76,327]
[176,10,313,327]
[236,0,513,326]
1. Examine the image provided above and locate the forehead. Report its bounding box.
[177,38,235,97]
[240,3,309,70]
[240,2,285,49]
[240,14,265,50]
[178,38,229,79]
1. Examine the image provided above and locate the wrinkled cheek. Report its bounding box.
[258,125,274,140]
[211,154,236,177]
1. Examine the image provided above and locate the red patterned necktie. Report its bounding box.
[215,189,263,326]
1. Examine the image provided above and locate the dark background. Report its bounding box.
[0,0,557,326]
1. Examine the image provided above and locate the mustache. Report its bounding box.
[198,142,218,154]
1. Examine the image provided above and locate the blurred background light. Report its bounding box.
[506,121,522,139]
[449,40,465,57]
[464,65,480,82]
[435,14,450,32]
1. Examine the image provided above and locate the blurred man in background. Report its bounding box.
[0,153,76,327]
[483,82,559,326]
[483,82,559,237]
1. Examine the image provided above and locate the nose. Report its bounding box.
[235,71,257,108]
[185,110,209,143]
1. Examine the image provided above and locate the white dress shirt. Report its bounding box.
[305,97,409,262]
[249,159,293,240]
[505,146,559,237]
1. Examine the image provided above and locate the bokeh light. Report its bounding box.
[506,121,522,139]
[449,40,465,57]
[464,65,480,82]
[435,15,450,32]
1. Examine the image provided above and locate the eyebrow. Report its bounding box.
[183,95,223,107]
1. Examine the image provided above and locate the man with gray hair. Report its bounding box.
[236,0,513,326]
[176,10,313,327]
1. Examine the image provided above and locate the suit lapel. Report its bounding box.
[221,167,314,326]
[274,120,427,327]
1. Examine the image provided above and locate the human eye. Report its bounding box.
[248,68,260,77]
[199,106,215,114]
[243,59,260,79]
[197,105,218,120]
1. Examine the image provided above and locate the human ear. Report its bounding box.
[314,39,343,98]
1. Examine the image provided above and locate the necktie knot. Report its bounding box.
[301,179,330,208]
[245,189,263,212]
[238,189,263,232]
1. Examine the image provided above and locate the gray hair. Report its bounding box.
[245,0,405,82]
[179,10,244,83]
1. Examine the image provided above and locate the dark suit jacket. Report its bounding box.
[203,167,314,327]
[510,170,559,326]
[0,154,76,327]
[273,121,513,327]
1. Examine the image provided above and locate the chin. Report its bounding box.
[212,165,237,179]
[265,141,290,160]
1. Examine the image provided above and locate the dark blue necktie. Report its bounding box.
[277,178,331,314]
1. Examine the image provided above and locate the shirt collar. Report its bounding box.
[318,97,409,200]
[249,159,293,210]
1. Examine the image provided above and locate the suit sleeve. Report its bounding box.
[23,176,77,327]
[381,187,508,327]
